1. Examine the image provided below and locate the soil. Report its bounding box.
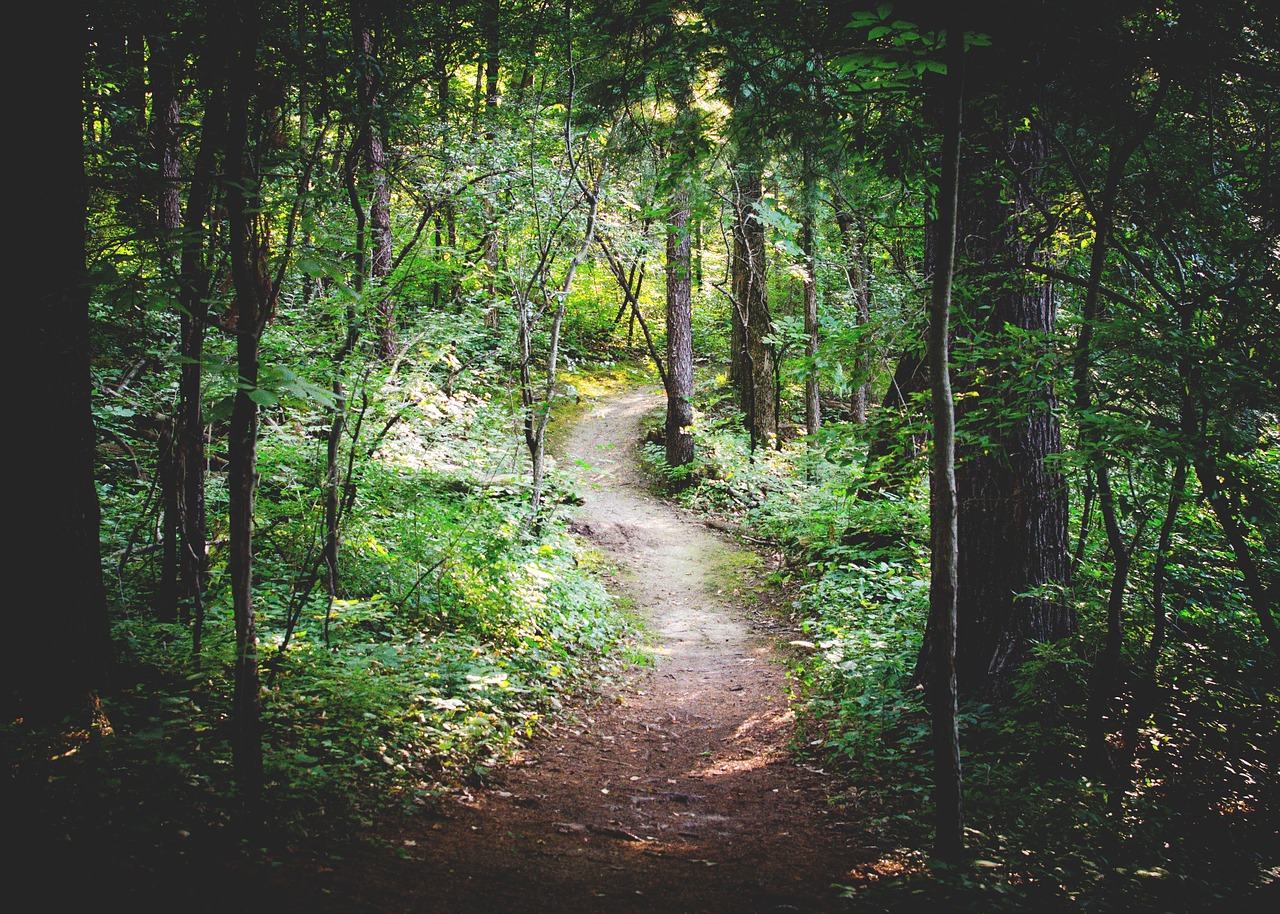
[19,386,902,913]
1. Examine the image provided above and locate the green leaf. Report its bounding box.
[247,387,279,407]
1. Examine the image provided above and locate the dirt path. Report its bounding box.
[208,386,880,913]
[323,386,875,913]
[38,386,883,913]
[21,386,897,914]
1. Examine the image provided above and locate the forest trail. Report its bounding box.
[315,385,882,912]
[78,385,888,913]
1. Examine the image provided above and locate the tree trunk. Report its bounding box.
[730,161,775,450]
[224,3,265,803]
[928,101,1072,700]
[924,21,965,863]
[352,1,395,359]
[156,420,180,622]
[176,64,230,653]
[665,185,696,472]
[148,20,182,235]
[835,203,872,424]
[729,194,746,390]
[11,8,112,722]
[479,0,503,329]
[801,163,820,437]
[148,13,183,623]
[484,0,500,111]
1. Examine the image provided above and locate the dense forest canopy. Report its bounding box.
[11,0,1277,909]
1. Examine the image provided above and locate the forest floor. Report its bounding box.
[18,385,910,913]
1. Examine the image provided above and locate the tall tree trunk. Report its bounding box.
[665,184,696,472]
[835,203,872,424]
[926,99,1072,700]
[352,1,394,359]
[148,20,182,235]
[801,161,821,437]
[11,5,112,723]
[729,208,745,390]
[149,13,183,623]
[663,37,699,472]
[176,63,230,653]
[730,160,775,449]
[924,21,965,862]
[224,1,266,804]
[484,0,500,111]
[480,0,503,329]
[339,2,378,584]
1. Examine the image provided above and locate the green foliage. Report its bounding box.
[51,283,643,845]
[658,365,1278,911]
[63,2,1280,906]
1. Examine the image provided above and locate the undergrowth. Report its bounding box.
[6,355,643,854]
[644,369,1278,913]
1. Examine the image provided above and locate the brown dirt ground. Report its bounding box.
[15,387,914,913]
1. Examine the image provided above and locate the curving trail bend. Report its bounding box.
[309,386,878,912]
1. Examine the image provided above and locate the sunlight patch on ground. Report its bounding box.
[833,848,930,899]
[686,709,793,778]
[689,753,770,777]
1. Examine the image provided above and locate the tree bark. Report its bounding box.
[148,19,182,235]
[479,0,503,328]
[801,163,821,437]
[665,185,696,472]
[176,49,232,653]
[835,203,872,424]
[148,11,184,623]
[224,1,266,803]
[927,99,1073,700]
[11,5,113,722]
[484,0,500,111]
[924,21,965,863]
[352,0,395,359]
[730,160,775,449]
